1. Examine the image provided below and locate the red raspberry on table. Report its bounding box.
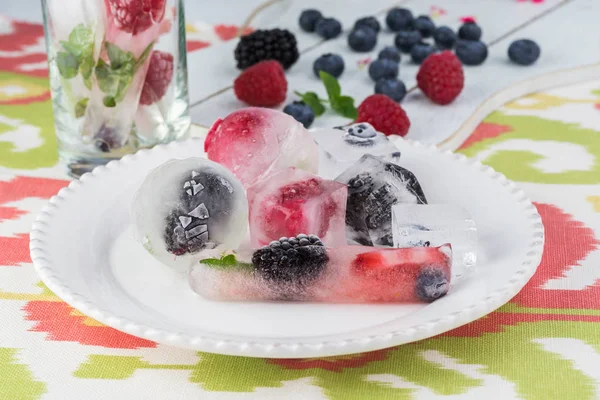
[417,51,464,105]
[106,0,167,35]
[233,60,287,107]
[356,94,410,137]
[140,50,174,106]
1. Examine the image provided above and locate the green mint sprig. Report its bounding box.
[56,23,94,89]
[200,254,253,270]
[294,71,358,120]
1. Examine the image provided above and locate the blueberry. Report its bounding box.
[458,21,482,41]
[410,42,437,64]
[415,267,449,302]
[508,39,540,66]
[368,59,399,81]
[378,46,401,62]
[93,124,119,152]
[433,26,457,49]
[313,53,345,78]
[315,17,342,40]
[413,15,435,38]
[375,78,407,102]
[283,101,315,128]
[394,30,421,53]
[299,9,323,32]
[348,27,377,52]
[386,7,414,31]
[354,16,380,33]
[455,40,488,65]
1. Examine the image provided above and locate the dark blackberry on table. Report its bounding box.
[234,29,299,70]
[415,267,449,302]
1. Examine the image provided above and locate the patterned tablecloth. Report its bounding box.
[1,15,600,400]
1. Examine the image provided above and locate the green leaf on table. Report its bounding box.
[319,70,341,101]
[56,51,79,79]
[135,41,154,71]
[294,91,326,116]
[332,95,357,119]
[103,96,116,108]
[74,98,89,118]
[200,254,253,270]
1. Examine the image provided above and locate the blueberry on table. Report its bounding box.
[348,27,378,52]
[386,7,414,31]
[315,17,342,40]
[455,40,488,65]
[299,9,323,32]
[378,46,401,62]
[368,59,399,81]
[313,53,345,78]
[410,42,437,64]
[458,21,482,41]
[354,16,380,33]
[508,39,541,66]
[433,26,457,49]
[375,78,407,102]
[283,101,315,128]
[395,30,421,53]
[413,15,435,38]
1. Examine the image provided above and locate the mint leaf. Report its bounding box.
[200,254,253,270]
[319,71,341,101]
[80,53,94,90]
[332,95,357,119]
[103,96,116,107]
[294,91,326,116]
[95,45,135,106]
[105,42,134,69]
[74,98,89,118]
[56,51,79,79]
[135,42,154,71]
[68,24,93,56]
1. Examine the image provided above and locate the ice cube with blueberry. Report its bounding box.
[247,167,348,247]
[335,154,428,246]
[311,122,401,178]
[132,158,248,271]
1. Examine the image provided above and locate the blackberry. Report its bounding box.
[378,46,401,62]
[252,234,328,283]
[234,29,299,70]
[415,267,449,302]
[315,17,342,40]
[413,15,435,38]
[458,21,482,41]
[433,26,457,50]
[283,101,315,128]
[455,40,488,65]
[394,30,421,53]
[354,16,380,33]
[508,39,540,66]
[299,9,323,32]
[368,59,399,81]
[348,27,378,52]
[313,53,345,78]
[386,8,414,31]
[375,78,407,102]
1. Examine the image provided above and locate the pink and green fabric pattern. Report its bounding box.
[2,15,600,399]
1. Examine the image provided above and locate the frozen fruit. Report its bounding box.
[410,42,437,64]
[205,108,318,188]
[315,17,342,40]
[368,59,399,81]
[336,154,427,246]
[356,94,410,136]
[106,0,167,35]
[433,26,457,49]
[508,39,540,66]
[378,46,401,62]
[395,30,421,53]
[375,78,407,102]
[233,60,287,107]
[386,8,414,31]
[252,234,328,284]
[415,267,450,302]
[417,51,464,105]
[313,53,345,78]
[354,16,381,33]
[299,9,323,32]
[139,50,174,105]
[283,101,315,128]
[348,27,378,52]
[413,15,435,38]
[248,168,348,247]
[458,21,482,41]
[455,40,488,65]
[234,29,299,70]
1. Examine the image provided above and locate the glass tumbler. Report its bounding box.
[42,0,191,177]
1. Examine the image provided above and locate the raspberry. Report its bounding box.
[417,51,464,105]
[106,0,166,35]
[356,94,410,137]
[140,50,174,105]
[233,60,287,107]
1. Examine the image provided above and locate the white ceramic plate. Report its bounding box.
[30,135,544,358]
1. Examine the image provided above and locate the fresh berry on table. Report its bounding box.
[313,53,345,78]
[283,101,315,128]
[413,15,436,38]
[385,7,414,31]
[356,94,410,136]
[368,59,399,81]
[315,17,343,40]
[433,26,457,50]
[395,30,422,53]
[508,39,541,66]
[354,16,381,33]
[417,51,464,105]
[455,40,488,65]
[139,50,174,105]
[374,78,407,102]
[458,21,482,41]
[348,27,378,52]
[233,60,287,107]
[234,29,299,70]
[299,9,323,32]
[378,46,401,62]
[410,42,437,64]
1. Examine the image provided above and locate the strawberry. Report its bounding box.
[356,94,410,136]
[140,50,173,105]
[233,60,287,107]
[106,0,167,35]
[417,51,464,105]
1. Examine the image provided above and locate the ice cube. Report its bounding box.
[335,154,428,247]
[392,204,477,272]
[132,158,248,272]
[247,168,347,247]
[205,108,319,188]
[311,123,402,179]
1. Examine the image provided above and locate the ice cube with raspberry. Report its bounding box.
[205,108,319,188]
[247,168,348,248]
